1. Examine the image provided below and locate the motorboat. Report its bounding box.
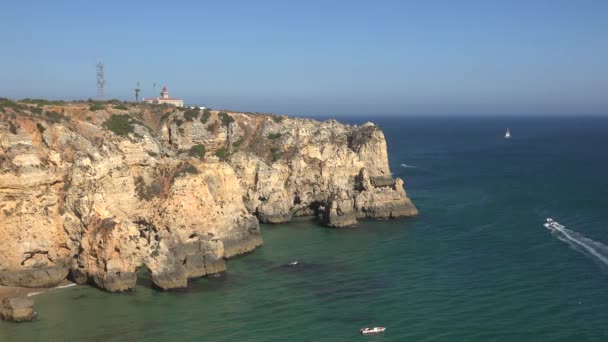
[545,218,565,230]
[505,128,511,139]
[288,261,299,266]
[360,327,386,335]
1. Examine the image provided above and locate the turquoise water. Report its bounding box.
[2,116,608,341]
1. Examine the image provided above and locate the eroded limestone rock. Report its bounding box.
[0,297,35,322]
[0,103,416,292]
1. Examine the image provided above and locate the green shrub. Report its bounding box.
[103,114,134,136]
[89,103,105,111]
[268,132,282,140]
[215,147,229,161]
[45,111,62,123]
[160,111,172,122]
[20,98,65,106]
[113,104,129,110]
[189,144,206,160]
[271,148,283,162]
[233,137,244,148]
[207,121,219,132]
[273,116,284,123]
[31,107,43,115]
[0,98,25,111]
[219,112,234,126]
[184,107,200,121]
[200,108,211,123]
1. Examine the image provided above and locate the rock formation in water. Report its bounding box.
[0,99,417,292]
[0,297,35,322]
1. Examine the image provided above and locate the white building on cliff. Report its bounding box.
[144,85,184,107]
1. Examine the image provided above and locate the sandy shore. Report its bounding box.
[0,280,76,300]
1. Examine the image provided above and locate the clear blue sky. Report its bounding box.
[2,0,607,116]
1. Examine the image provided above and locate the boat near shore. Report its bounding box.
[360,327,386,335]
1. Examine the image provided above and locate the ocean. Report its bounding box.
[2,116,608,341]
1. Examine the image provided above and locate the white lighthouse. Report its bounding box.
[144,85,184,107]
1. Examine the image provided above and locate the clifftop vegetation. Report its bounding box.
[0,97,369,166]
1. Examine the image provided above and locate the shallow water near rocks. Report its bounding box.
[2,116,608,341]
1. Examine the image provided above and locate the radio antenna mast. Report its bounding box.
[135,81,141,103]
[96,62,105,100]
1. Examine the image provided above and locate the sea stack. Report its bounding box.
[0,297,36,322]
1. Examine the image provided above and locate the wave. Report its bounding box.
[400,163,417,169]
[25,283,77,297]
[548,221,608,267]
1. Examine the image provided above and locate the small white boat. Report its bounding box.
[505,128,511,139]
[288,261,299,266]
[545,218,565,230]
[360,327,386,335]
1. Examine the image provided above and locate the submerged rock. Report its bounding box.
[0,297,35,322]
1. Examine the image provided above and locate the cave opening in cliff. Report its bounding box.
[135,266,154,289]
[308,201,324,217]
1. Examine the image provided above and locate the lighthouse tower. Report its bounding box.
[144,84,184,107]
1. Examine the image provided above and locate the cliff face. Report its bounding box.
[0,101,417,292]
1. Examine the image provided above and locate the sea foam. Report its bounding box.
[548,222,608,268]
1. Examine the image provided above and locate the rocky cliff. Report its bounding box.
[0,99,417,292]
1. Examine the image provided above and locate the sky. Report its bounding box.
[1,0,607,116]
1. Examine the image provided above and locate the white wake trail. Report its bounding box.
[400,163,417,169]
[550,224,608,267]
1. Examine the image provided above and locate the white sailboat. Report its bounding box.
[504,128,511,139]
